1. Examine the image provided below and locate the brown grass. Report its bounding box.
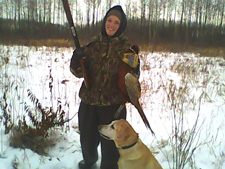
[142,43,225,58]
[1,38,224,58]
[0,38,73,47]
[10,129,57,155]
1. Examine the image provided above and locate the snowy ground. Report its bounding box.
[0,45,224,169]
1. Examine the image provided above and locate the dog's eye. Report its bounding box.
[111,124,115,129]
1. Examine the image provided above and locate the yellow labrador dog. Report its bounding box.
[98,119,163,169]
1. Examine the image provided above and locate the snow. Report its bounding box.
[0,45,225,169]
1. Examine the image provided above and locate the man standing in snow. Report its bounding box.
[70,5,139,169]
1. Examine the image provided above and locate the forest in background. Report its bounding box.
[0,0,224,51]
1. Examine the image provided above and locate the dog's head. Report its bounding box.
[98,119,138,148]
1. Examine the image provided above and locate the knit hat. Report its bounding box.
[106,9,122,21]
[101,5,127,38]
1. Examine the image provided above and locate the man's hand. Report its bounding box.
[70,47,86,78]
[72,47,86,61]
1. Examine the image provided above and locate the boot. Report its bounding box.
[78,160,97,169]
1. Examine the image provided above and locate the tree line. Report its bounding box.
[0,0,224,46]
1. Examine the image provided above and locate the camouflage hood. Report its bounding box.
[101,5,127,38]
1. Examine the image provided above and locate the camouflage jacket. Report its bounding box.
[70,34,139,106]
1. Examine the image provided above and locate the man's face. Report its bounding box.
[105,15,120,37]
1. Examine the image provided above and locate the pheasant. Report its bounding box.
[115,46,155,135]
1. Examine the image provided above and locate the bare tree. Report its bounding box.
[71,0,79,24]
[57,0,62,24]
[0,1,2,18]
[140,0,147,27]
[160,0,167,27]
[166,0,176,22]
[217,0,225,28]
[84,0,91,28]
[203,0,212,25]
[186,0,194,43]
[106,0,113,11]
[0,0,224,45]
[95,0,102,26]
[179,0,186,27]
[124,0,132,19]
[48,0,52,23]
[130,1,138,20]
[187,0,194,25]
[148,0,160,41]
[147,0,154,41]
[154,0,160,22]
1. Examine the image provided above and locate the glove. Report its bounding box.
[70,47,86,77]
[72,47,86,61]
[131,44,139,54]
[122,46,139,68]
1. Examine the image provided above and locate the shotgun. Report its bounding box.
[62,0,89,89]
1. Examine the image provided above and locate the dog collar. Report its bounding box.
[120,139,138,150]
